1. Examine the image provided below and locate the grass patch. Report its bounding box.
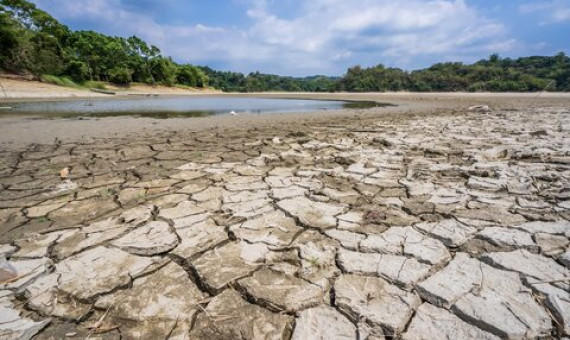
[306,256,323,269]
[83,80,107,90]
[174,84,216,91]
[40,75,82,89]
[99,188,116,198]
[174,84,199,90]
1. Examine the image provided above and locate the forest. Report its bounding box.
[336,54,570,92]
[1,0,569,92]
[0,0,209,88]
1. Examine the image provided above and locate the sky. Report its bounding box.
[29,0,570,76]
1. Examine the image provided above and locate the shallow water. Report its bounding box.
[3,97,391,119]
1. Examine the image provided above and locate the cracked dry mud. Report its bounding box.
[1,103,570,340]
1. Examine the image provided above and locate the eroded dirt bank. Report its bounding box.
[0,94,569,339]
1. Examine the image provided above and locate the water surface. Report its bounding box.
[2,97,392,119]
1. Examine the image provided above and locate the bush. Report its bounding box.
[65,60,89,83]
[411,81,431,92]
[108,67,133,84]
[468,82,485,92]
[83,80,106,90]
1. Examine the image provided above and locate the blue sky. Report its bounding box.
[30,0,570,76]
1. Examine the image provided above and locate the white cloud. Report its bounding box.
[234,0,514,74]
[519,0,570,24]
[31,0,516,75]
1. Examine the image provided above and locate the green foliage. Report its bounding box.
[200,67,246,92]
[150,57,177,86]
[27,32,64,75]
[40,74,81,88]
[0,0,69,75]
[83,80,106,90]
[0,0,206,88]
[201,53,568,93]
[200,67,339,93]
[1,0,70,40]
[0,12,19,66]
[65,60,89,82]
[337,64,411,92]
[336,54,570,92]
[176,64,208,87]
[108,65,133,84]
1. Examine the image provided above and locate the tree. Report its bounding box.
[127,35,160,84]
[0,10,19,68]
[150,57,177,86]
[177,64,208,87]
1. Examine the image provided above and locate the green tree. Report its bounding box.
[127,35,160,84]
[150,57,178,86]
[0,10,19,68]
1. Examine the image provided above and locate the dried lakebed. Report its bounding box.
[0,103,569,339]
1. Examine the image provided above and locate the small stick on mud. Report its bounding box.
[0,80,7,100]
[529,278,570,285]
[532,80,555,108]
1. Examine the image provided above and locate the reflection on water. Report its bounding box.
[3,97,394,119]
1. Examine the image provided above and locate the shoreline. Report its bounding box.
[0,77,222,102]
[3,90,570,102]
[2,77,570,102]
[1,78,570,149]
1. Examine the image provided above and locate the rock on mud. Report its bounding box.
[277,196,347,230]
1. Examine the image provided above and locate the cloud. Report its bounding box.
[238,0,514,73]
[30,0,516,75]
[519,0,570,24]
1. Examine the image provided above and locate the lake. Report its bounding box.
[3,97,391,119]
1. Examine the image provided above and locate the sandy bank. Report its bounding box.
[0,77,220,101]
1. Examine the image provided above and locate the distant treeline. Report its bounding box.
[199,68,340,92]
[1,0,569,92]
[336,54,570,92]
[203,54,570,92]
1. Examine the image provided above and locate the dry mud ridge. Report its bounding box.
[0,105,569,339]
